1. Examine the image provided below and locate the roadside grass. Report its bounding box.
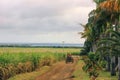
[8,66,50,80]
[8,59,118,80]
[73,60,89,80]
[97,71,118,80]
[73,59,118,80]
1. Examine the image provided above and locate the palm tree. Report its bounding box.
[96,29,120,76]
[97,0,120,77]
[117,16,120,80]
[81,0,120,78]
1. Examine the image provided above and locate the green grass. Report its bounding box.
[73,60,89,80]
[0,47,80,80]
[0,47,80,65]
[72,59,118,80]
[96,71,118,80]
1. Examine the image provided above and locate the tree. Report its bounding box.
[96,29,120,76]
[81,0,120,79]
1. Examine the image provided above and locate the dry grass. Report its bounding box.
[8,66,50,80]
[8,58,118,80]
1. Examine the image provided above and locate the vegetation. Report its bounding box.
[0,47,80,80]
[73,60,117,80]
[8,66,50,80]
[8,57,117,80]
[80,0,120,80]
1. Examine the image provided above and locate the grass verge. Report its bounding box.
[72,59,118,80]
[8,66,50,80]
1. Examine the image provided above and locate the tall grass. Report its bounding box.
[0,47,80,80]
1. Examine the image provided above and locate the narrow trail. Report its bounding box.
[35,61,76,80]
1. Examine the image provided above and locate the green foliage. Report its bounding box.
[99,60,107,68]
[93,0,106,4]
[88,52,99,61]
[80,49,88,55]
[80,40,92,56]
[82,52,100,78]
[96,29,120,56]
[81,0,120,79]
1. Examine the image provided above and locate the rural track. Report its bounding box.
[35,60,77,80]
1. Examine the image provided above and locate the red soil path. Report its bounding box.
[35,61,76,80]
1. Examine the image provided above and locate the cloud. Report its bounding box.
[0,0,95,43]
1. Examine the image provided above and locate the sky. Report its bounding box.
[0,0,96,44]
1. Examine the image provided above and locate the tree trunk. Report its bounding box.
[111,56,116,76]
[115,56,118,68]
[118,57,120,80]
[92,42,97,52]
[106,56,111,71]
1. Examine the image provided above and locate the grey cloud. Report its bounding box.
[0,0,95,37]
[0,0,96,43]
[0,0,95,18]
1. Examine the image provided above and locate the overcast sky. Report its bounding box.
[0,0,95,44]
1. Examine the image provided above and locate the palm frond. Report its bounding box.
[99,0,120,13]
[106,29,120,38]
[96,46,120,56]
[97,38,119,46]
[93,0,106,4]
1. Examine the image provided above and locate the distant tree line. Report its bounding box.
[0,45,83,48]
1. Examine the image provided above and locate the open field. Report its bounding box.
[0,47,80,80]
[0,47,118,80]
[0,47,80,65]
[0,47,80,54]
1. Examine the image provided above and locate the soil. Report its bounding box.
[35,56,78,80]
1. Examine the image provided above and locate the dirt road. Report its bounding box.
[35,61,76,80]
